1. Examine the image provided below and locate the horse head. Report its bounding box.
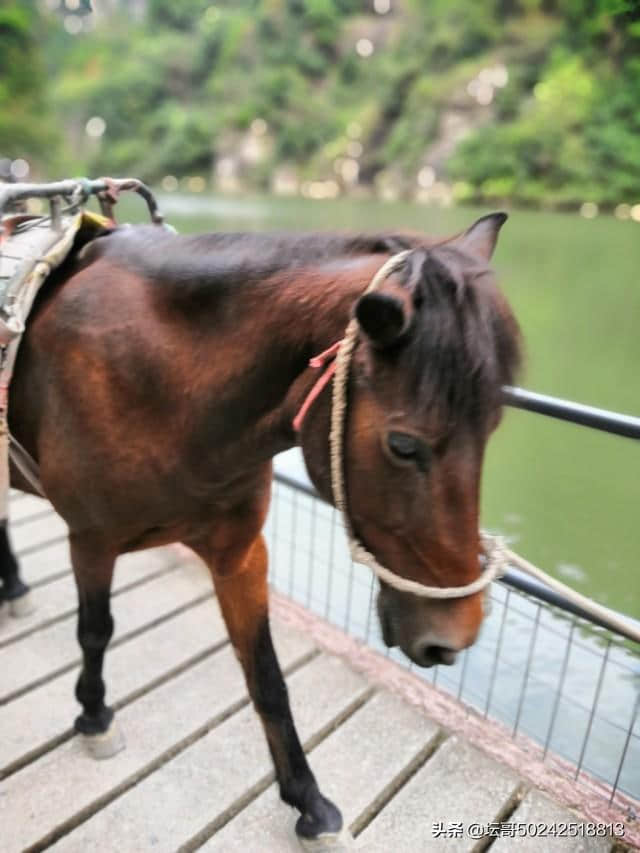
[301,213,522,667]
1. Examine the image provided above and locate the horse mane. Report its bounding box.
[86,225,422,293]
[397,244,522,430]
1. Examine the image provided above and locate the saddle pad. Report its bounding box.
[0,214,80,313]
[0,210,112,510]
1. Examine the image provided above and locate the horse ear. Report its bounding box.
[355,291,409,348]
[452,212,507,261]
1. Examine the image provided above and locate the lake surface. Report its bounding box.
[127,192,640,620]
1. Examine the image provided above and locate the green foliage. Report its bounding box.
[2,0,639,207]
[146,0,213,32]
[302,0,340,53]
[0,3,58,161]
[450,43,640,205]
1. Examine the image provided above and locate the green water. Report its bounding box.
[124,193,640,620]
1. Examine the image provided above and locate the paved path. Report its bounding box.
[0,494,624,851]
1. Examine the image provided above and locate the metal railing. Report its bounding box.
[266,387,640,810]
[0,178,165,226]
[502,386,640,441]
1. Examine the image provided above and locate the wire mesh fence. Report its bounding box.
[265,473,640,812]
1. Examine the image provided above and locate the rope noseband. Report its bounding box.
[294,251,507,599]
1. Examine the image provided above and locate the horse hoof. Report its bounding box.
[0,596,8,626]
[79,719,125,760]
[8,588,35,618]
[296,795,347,851]
[296,830,354,852]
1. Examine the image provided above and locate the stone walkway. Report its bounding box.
[0,493,629,851]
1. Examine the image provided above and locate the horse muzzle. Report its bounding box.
[377,585,483,669]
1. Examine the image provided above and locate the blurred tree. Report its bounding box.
[0,2,59,165]
[147,0,212,32]
[3,0,637,206]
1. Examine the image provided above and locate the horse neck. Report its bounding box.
[176,253,387,498]
[267,255,386,500]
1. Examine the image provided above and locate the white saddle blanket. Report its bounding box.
[0,212,85,512]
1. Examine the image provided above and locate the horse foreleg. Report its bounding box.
[190,532,343,847]
[0,520,34,617]
[70,534,124,758]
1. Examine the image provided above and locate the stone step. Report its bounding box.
[357,735,521,852]
[0,595,225,775]
[492,789,612,852]
[50,652,369,853]
[0,546,179,647]
[204,689,441,852]
[17,539,71,587]
[7,493,51,523]
[9,511,68,554]
[0,620,317,852]
[0,558,211,703]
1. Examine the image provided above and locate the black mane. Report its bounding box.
[89,225,417,291]
[397,244,521,428]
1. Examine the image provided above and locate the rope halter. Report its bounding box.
[293,250,508,599]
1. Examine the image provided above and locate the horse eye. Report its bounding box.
[387,431,420,459]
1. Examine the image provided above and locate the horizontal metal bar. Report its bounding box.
[0,178,164,225]
[502,386,640,440]
[273,468,640,644]
[0,179,105,212]
[499,568,640,645]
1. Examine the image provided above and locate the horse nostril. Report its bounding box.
[432,645,458,665]
[414,643,458,667]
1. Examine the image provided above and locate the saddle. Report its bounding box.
[0,178,167,515]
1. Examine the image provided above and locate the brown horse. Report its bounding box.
[1,213,520,845]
